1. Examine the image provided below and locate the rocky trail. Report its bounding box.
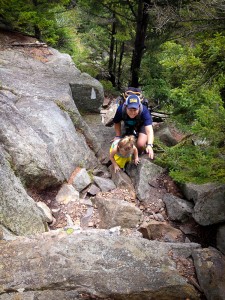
[29,102,216,247]
[1,29,224,300]
[27,107,181,230]
[26,101,218,299]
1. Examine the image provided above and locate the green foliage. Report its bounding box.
[158,34,225,143]
[0,0,70,45]
[156,144,225,184]
[153,33,225,183]
[141,53,170,103]
[192,103,225,146]
[100,80,117,96]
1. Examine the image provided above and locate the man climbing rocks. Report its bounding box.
[112,94,154,159]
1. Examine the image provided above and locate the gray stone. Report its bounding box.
[181,182,221,203]
[126,158,165,201]
[163,193,194,222]
[109,164,134,190]
[36,202,53,223]
[0,149,46,236]
[83,113,115,161]
[71,168,92,192]
[0,39,106,187]
[0,225,17,241]
[102,103,117,126]
[93,176,116,192]
[193,184,225,225]
[217,224,225,255]
[154,123,178,146]
[95,196,142,229]
[0,95,99,189]
[0,290,81,300]
[55,184,79,205]
[70,73,104,113]
[0,230,200,300]
[87,184,101,196]
[192,247,225,300]
[139,220,184,242]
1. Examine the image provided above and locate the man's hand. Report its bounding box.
[146,145,154,160]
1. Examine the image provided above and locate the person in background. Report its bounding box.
[113,94,154,159]
[110,135,140,173]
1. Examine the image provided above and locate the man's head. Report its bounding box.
[125,95,141,109]
[125,95,141,118]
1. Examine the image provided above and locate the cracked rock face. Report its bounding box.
[0,29,105,236]
[0,230,200,300]
[0,42,101,189]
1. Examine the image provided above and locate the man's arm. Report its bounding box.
[145,125,154,159]
[114,122,122,138]
[113,105,123,140]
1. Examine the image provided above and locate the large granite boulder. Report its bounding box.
[154,122,178,146]
[0,30,104,189]
[0,230,201,300]
[0,94,98,188]
[0,29,104,235]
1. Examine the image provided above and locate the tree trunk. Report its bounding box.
[117,41,125,90]
[108,13,116,87]
[130,0,150,87]
[32,0,41,40]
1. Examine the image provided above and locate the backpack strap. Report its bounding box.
[125,87,143,101]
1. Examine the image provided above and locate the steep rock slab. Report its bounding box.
[0,95,98,188]
[0,149,46,235]
[0,42,104,177]
[0,230,200,300]
[82,113,115,160]
[0,40,103,111]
